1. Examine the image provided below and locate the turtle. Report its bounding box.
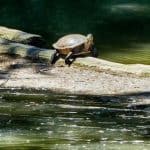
[50,34,98,65]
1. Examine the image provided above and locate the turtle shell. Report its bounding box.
[53,34,87,50]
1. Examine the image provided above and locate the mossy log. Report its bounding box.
[0,26,46,47]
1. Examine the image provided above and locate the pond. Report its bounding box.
[0,90,149,150]
[0,1,150,149]
[0,0,150,64]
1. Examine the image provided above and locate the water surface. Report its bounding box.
[0,90,149,150]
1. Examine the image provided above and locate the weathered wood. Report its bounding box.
[0,38,54,60]
[0,26,46,47]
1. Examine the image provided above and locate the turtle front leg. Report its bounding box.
[50,50,60,65]
[65,52,76,66]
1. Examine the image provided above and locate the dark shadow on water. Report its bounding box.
[1,89,149,108]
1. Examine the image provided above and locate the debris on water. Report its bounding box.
[101,138,108,141]
[36,127,41,130]
[26,139,30,143]
[132,140,144,144]
[98,130,104,133]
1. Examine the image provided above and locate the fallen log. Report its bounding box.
[0,26,46,47]
[0,37,150,77]
[0,41,150,97]
[0,38,53,59]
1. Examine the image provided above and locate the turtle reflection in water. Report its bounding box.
[51,34,98,65]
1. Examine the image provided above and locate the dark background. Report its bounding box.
[0,0,150,64]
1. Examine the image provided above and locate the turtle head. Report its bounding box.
[87,34,94,46]
[84,34,94,51]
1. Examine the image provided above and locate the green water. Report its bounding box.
[0,90,149,150]
[0,0,149,64]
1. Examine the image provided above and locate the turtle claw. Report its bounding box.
[65,59,72,66]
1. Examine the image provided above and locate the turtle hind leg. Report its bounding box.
[65,52,75,66]
[50,50,60,65]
